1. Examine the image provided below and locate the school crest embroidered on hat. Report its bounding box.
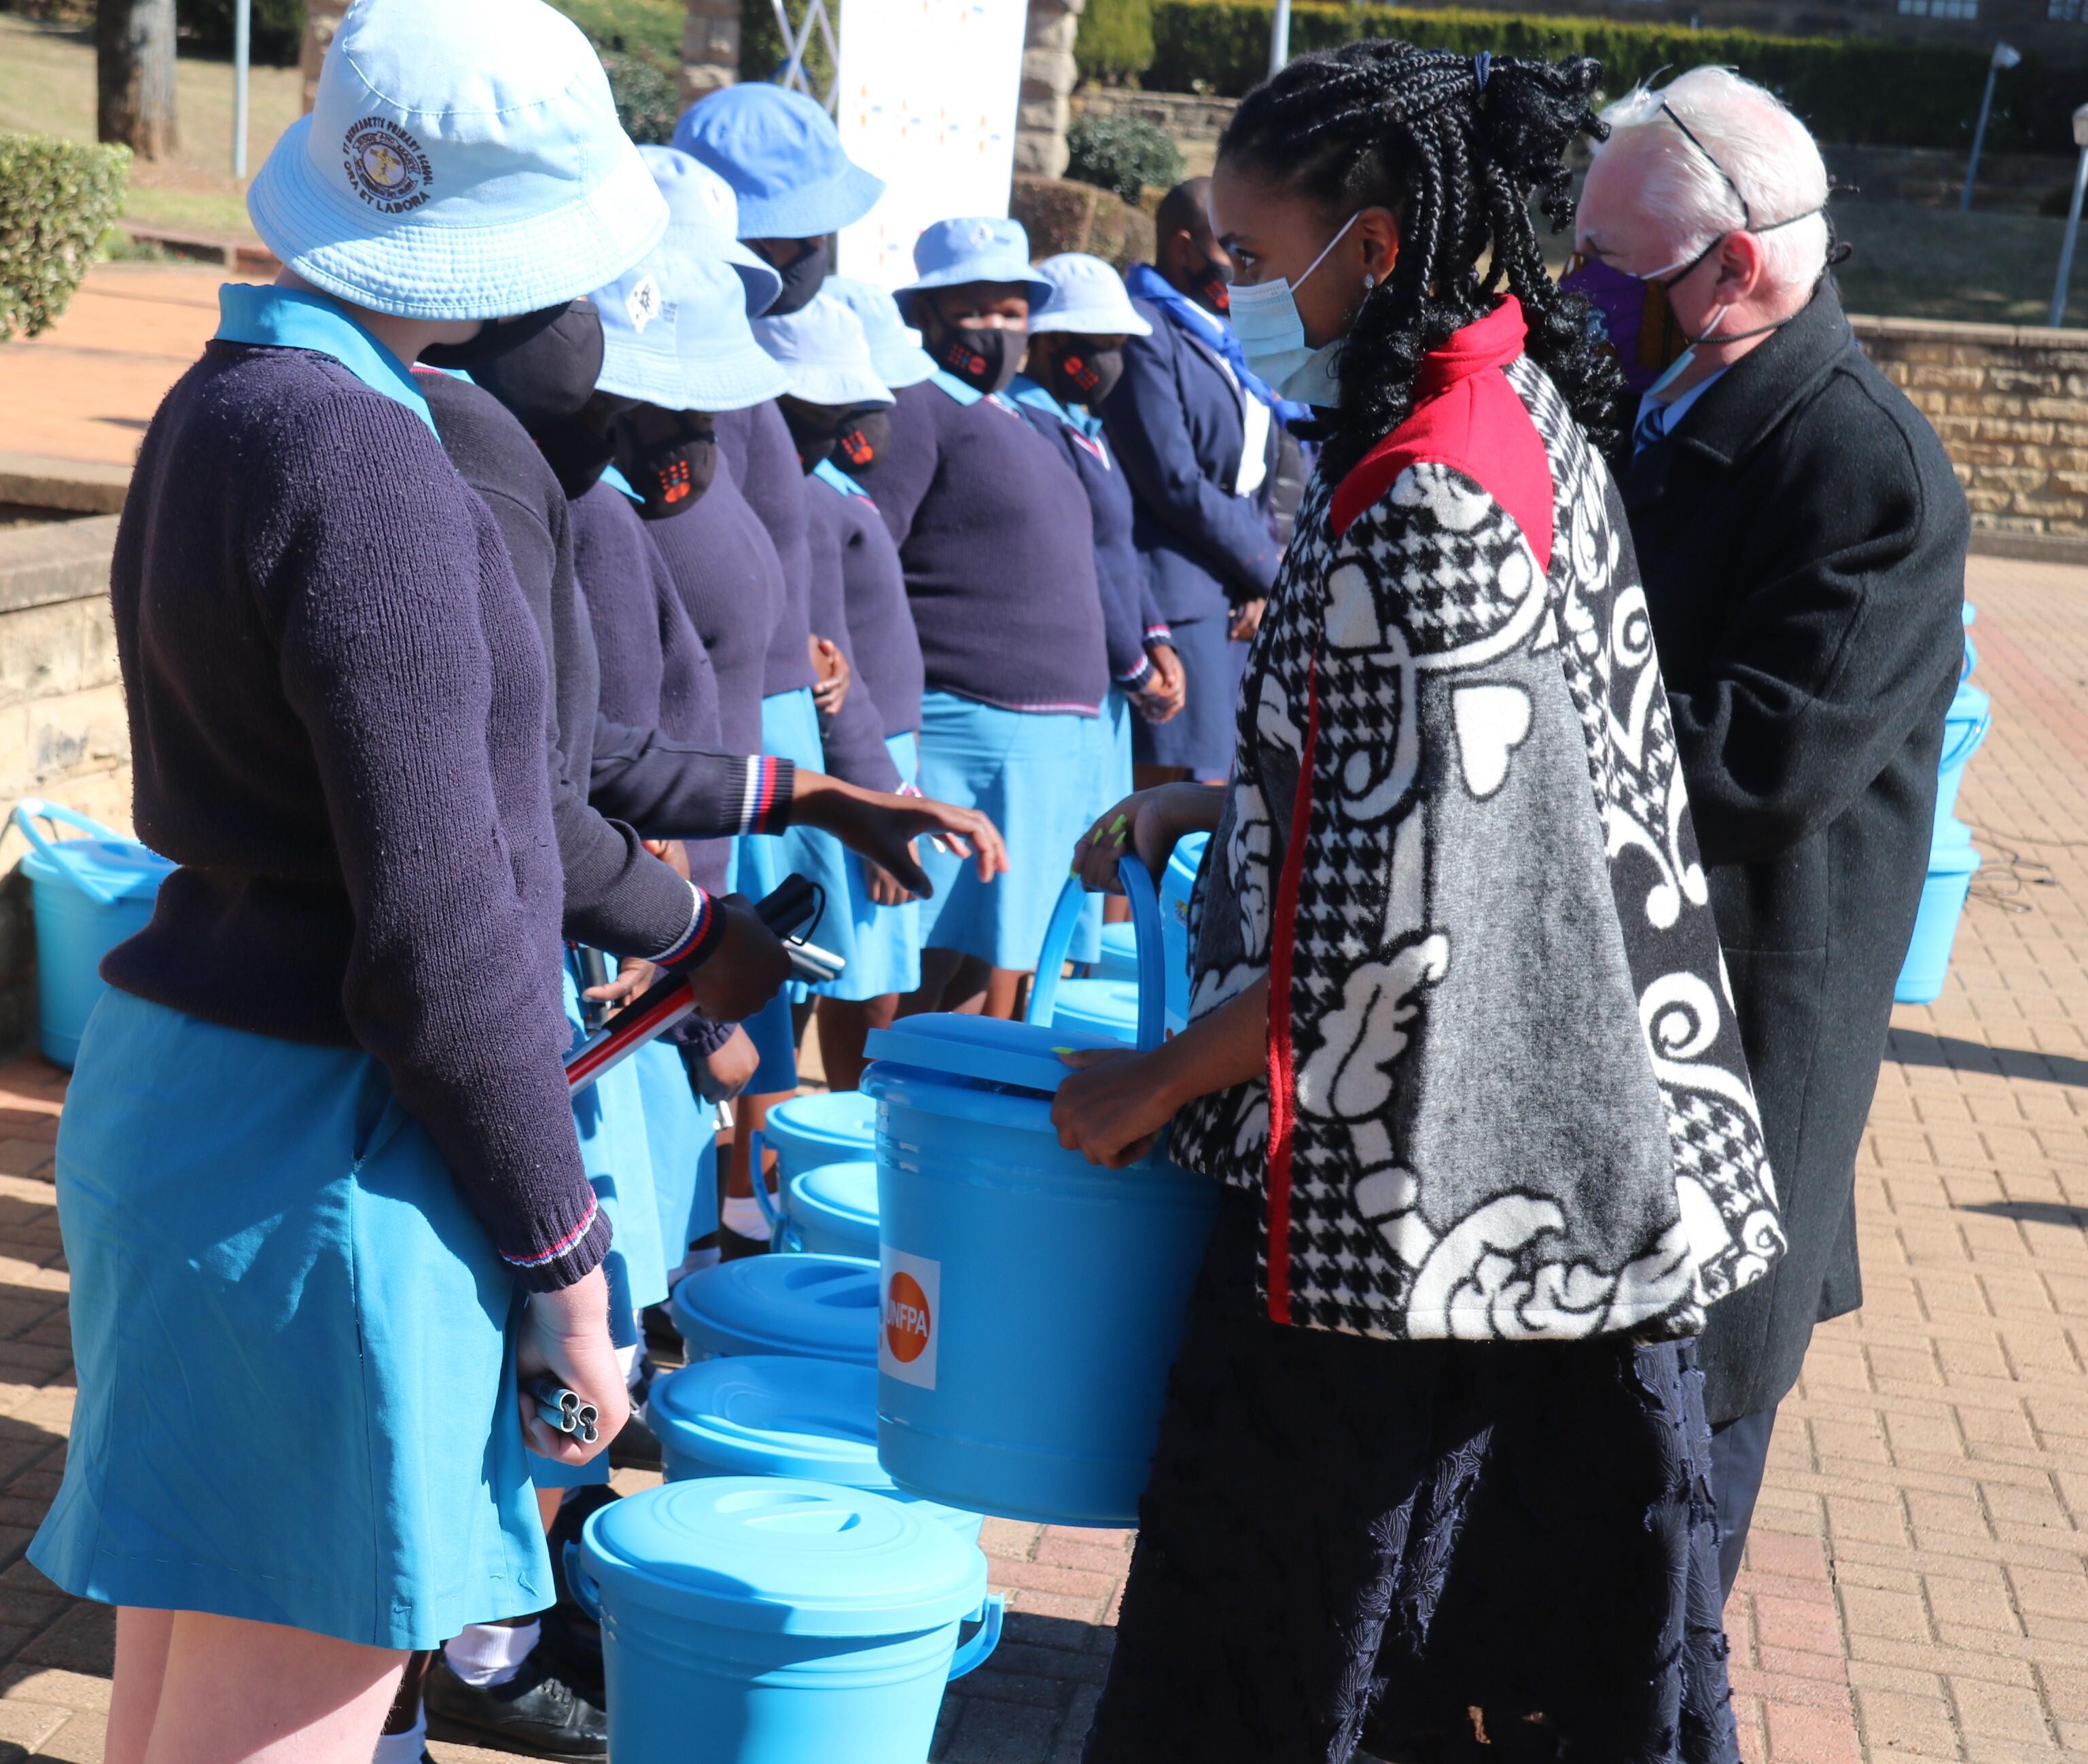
[626,274,666,334]
[342,116,431,215]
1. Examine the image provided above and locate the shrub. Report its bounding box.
[738,0,836,93]
[1076,0,1156,86]
[1066,111,1184,202]
[0,131,130,342]
[1144,2,2080,157]
[177,0,306,65]
[599,46,682,145]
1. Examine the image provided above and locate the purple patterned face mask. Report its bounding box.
[1559,255,1691,398]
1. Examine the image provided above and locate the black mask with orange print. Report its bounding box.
[931,322,1025,397]
[1040,341,1125,410]
[833,408,890,474]
[612,407,718,520]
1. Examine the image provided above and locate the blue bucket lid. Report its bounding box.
[671,1254,881,1364]
[580,1476,985,1636]
[17,836,171,902]
[866,1012,1126,1095]
[650,1353,880,1482]
[1048,977,1141,1041]
[792,1159,879,1232]
[764,1089,877,1152]
[1947,680,1988,721]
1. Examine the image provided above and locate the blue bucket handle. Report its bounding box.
[1025,852,1165,1052]
[562,1539,603,1623]
[745,1127,794,1249]
[1939,706,1992,772]
[9,799,126,906]
[946,1591,1005,1681]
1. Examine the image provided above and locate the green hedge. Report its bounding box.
[0,132,130,342]
[1067,112,1184,199]
[1140,3,2077,156]
[600,46,681,144]
[1077,0,1156,85]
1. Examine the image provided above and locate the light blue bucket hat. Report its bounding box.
[824,276,935,389]
[754,295,895,410]
[592,249,791,412]
[1029,253,1153,338]
[893,218,1052,321]
[637,144,783,318]
[247,0,666,321]
[672,84,885,241]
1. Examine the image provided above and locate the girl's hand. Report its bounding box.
[810,637,851,715]
[583,955,657,1012]
[517,1267,630,1464]
[1073,783,1220,894]
[1051,1047,1178,1168]
[866,853,917,906]
[1133,645,1187,724]
[794,774,1008,894]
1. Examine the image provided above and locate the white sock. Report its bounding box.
[720,1195,768,1239]
[617,1342,641,1385]
[443,1619,540,1689]
[372,1709,427,1764]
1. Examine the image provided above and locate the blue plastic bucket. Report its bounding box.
[1896,819,1981,1005]
[10,800,172,1068]
[649,1355,982,1540]
[1161,831,1208,1034]
[1933,681,1990,832]
[1961,601,1977,682]
[773,1159,879,1259]
[864,853,1220,1527]
[571,1477,1001,1764]
[1094,920,1139,980]
[671,1254,882,1366]
[1046,974,1141,1042]
[749,1091,879,1246]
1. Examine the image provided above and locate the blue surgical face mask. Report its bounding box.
[1228,213,1362,404]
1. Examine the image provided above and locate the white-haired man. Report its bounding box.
[1576,67,1968,1598]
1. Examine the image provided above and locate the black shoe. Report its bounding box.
[607,1405,663,1472]
[641,1301,683,1356]
[423,1651,607,1759]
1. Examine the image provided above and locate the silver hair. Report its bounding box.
[1594,66,1829,295]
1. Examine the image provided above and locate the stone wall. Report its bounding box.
[0,518,132,1056]
[1851,315,2088,544]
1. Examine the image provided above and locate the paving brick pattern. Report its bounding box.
[0,552,2077,1761]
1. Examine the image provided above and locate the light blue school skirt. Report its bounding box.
[636,1040,717,1267]
[814,730,924,1001]
[915,690,1103,972]
[728,688,859,1004]
[30,989,550,1649]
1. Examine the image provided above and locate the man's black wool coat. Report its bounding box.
[1621,281,1970,1424]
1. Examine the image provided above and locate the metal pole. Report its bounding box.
[1961,63,1998,211]
[232,0,251,179]
[1268,0,1290,78]
[2050,141,2088,329]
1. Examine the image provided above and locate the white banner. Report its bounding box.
[833,0,1029,290]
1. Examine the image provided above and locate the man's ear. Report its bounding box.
[1715,230,1767,303]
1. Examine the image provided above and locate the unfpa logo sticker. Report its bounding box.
[342,117,432,215]
[879,1248,940,1390]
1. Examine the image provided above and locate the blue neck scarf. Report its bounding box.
[1121,263,1308,424]
[214,284,436,436]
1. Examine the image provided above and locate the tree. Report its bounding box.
[97,0,179,160]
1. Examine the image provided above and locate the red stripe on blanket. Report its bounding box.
[1264,656,1321,1325]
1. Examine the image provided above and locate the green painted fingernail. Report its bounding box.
[1109,814,1128,834]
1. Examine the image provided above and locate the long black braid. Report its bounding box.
[1218,41,1623,476]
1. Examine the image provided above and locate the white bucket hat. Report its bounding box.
[248,0,667,321]
[593,248,790,412]
[637,144,783,319]
[824,276,936,389]
[1030,253,1154,338]
[753,295,895,410]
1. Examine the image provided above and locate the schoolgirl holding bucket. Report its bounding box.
[1056,45,1786,1761]
[28,2,669,1758]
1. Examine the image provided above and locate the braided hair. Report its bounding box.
[1218,41,1623,476]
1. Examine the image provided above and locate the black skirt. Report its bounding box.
[1084,1193,1742,1764]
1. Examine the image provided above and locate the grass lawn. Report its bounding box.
[1835,198,2088,328]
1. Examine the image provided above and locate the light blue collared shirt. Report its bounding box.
[213,283,438,436]
[1632,367,1728,457]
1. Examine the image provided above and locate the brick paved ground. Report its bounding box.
[0,550,2078,1761]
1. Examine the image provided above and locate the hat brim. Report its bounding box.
[1031,303,1154,338]
[895,262,1055,314]
[665,222,785,317]
[684,340,793,412]
[735,161,886,241]
[596,332,697,410]
[870,343,937,389]
[771,362,895,408]
[249,114,668,321]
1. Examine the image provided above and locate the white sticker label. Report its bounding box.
[626,275,663,334]
[879,1247,940,1390]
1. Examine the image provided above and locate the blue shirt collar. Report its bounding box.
[213,284,436,436]
[812,458,872,501]
[1121,263,1308,423]
[599,463,644,503]
[1633,367,1728,455]
[929,368,1018,416]
[1007,374,1105,442]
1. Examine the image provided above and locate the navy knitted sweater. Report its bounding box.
[810,470,923,740]
[715,401,817,699]
[648,465,781,755]
[873,378,1108,714]
[105,342,605,1290]
[803,482,902,792]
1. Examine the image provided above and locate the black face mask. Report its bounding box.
[1187,258,1231,316]
[782,400,886,475]
[417,300,574,372]
[834,408,889,475]
[762,236,832,317]
[473,303,607,429]
[1042,342,1125,409]
[612,408,718,519]
[932,322,1025,396]
[533,418,619,500]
